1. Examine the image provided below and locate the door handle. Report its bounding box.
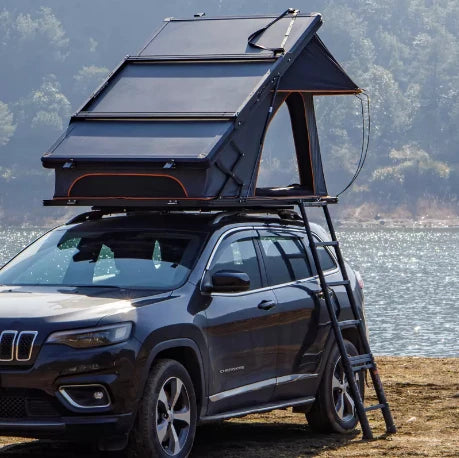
[258,300,276,310]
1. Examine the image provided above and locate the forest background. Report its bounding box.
[0,0,457,224]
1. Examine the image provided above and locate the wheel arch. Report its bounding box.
[317,327,362,381]
[341,327,363,354]
[145,338,207,418]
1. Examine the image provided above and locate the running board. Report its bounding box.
[199,396,315,423]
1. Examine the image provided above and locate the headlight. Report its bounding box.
[47,323,132,348]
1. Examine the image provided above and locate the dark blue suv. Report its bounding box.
[0,211,366,457]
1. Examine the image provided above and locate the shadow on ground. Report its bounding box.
[192,421,359,457]
[0,421,359,457]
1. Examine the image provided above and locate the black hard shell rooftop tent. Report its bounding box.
[42,10,361,209]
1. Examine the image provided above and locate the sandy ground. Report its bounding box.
[0,356,457,457]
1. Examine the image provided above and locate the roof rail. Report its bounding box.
[66,210,108,225]
[211,208,301,226]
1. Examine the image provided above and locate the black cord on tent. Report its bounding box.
[336,91,371,197]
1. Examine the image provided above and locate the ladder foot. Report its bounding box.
[362,432,374,441]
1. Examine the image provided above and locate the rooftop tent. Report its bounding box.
[42,10,361,209]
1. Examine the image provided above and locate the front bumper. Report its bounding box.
[0,339,142,439]
[0,413,134,439]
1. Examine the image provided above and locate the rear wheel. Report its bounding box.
[307,340,364,433]
[128,359,197,458]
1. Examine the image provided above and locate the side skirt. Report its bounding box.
[199,396,315,423]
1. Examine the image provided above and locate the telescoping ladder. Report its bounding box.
[297,200,396,440]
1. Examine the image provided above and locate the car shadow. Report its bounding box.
[192,421,359,457]
[0,421,360,457]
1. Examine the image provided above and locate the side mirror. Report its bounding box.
[202,270,250,293]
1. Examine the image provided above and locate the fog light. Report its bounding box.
[59,384,111,409]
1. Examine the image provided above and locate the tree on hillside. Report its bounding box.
[15,75,71,133]
[73,65,109,104]
[0,102,16,148]
[370,144,451,200]
[0,7,69,101]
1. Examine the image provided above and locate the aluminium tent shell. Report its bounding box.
[42,11,361,209]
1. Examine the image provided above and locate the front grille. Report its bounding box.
[0,392,60,418]
[0,330,37,362]
[17,332,36,361]
[0,331,16,360]
[0,396,27,418]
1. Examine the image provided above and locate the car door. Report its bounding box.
[257,229,325,401]
[201,229,278,414]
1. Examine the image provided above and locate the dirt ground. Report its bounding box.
[0,356,457,457]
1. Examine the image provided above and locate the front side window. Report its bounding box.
[0,227,203,290]
[259,235,312,286]
[209,237,262,290]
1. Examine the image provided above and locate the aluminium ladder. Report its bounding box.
[297,200,396,440]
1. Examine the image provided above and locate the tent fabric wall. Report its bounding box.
[278,35,360,94]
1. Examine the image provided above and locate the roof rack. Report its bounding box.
[65,202,311,227]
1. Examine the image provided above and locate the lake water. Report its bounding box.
[0,227,457,357]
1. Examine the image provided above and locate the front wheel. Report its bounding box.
[128,359,197,458]
[306,340,364,433]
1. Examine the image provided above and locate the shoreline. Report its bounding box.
[1,217,459,231]
[335,218,459,229]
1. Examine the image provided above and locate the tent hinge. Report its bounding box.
[216,141,245,199]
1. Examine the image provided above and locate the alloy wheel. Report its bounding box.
[331,357,360,422]
[155,376,191,456]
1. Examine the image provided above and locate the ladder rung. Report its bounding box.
[348,354,373,366]
[352,363,374,372]
[348,354,375,372]
[314,241,339,247]
[349,353,373,364]
[365,403,386,413]
[325,280,350,287]
[338,319,361,328]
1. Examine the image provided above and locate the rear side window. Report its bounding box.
[209,237,262,290]
[311,236,337,273]
[259,235,312,286]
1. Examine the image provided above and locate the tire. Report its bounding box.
[306,340,365,434]
[128,359,197,458]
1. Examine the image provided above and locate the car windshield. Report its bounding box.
[0,227,204,290]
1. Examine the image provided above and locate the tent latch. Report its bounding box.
[62,161,75,169]
[163,160,176,169]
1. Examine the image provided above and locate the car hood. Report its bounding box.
[0,285,172,326]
